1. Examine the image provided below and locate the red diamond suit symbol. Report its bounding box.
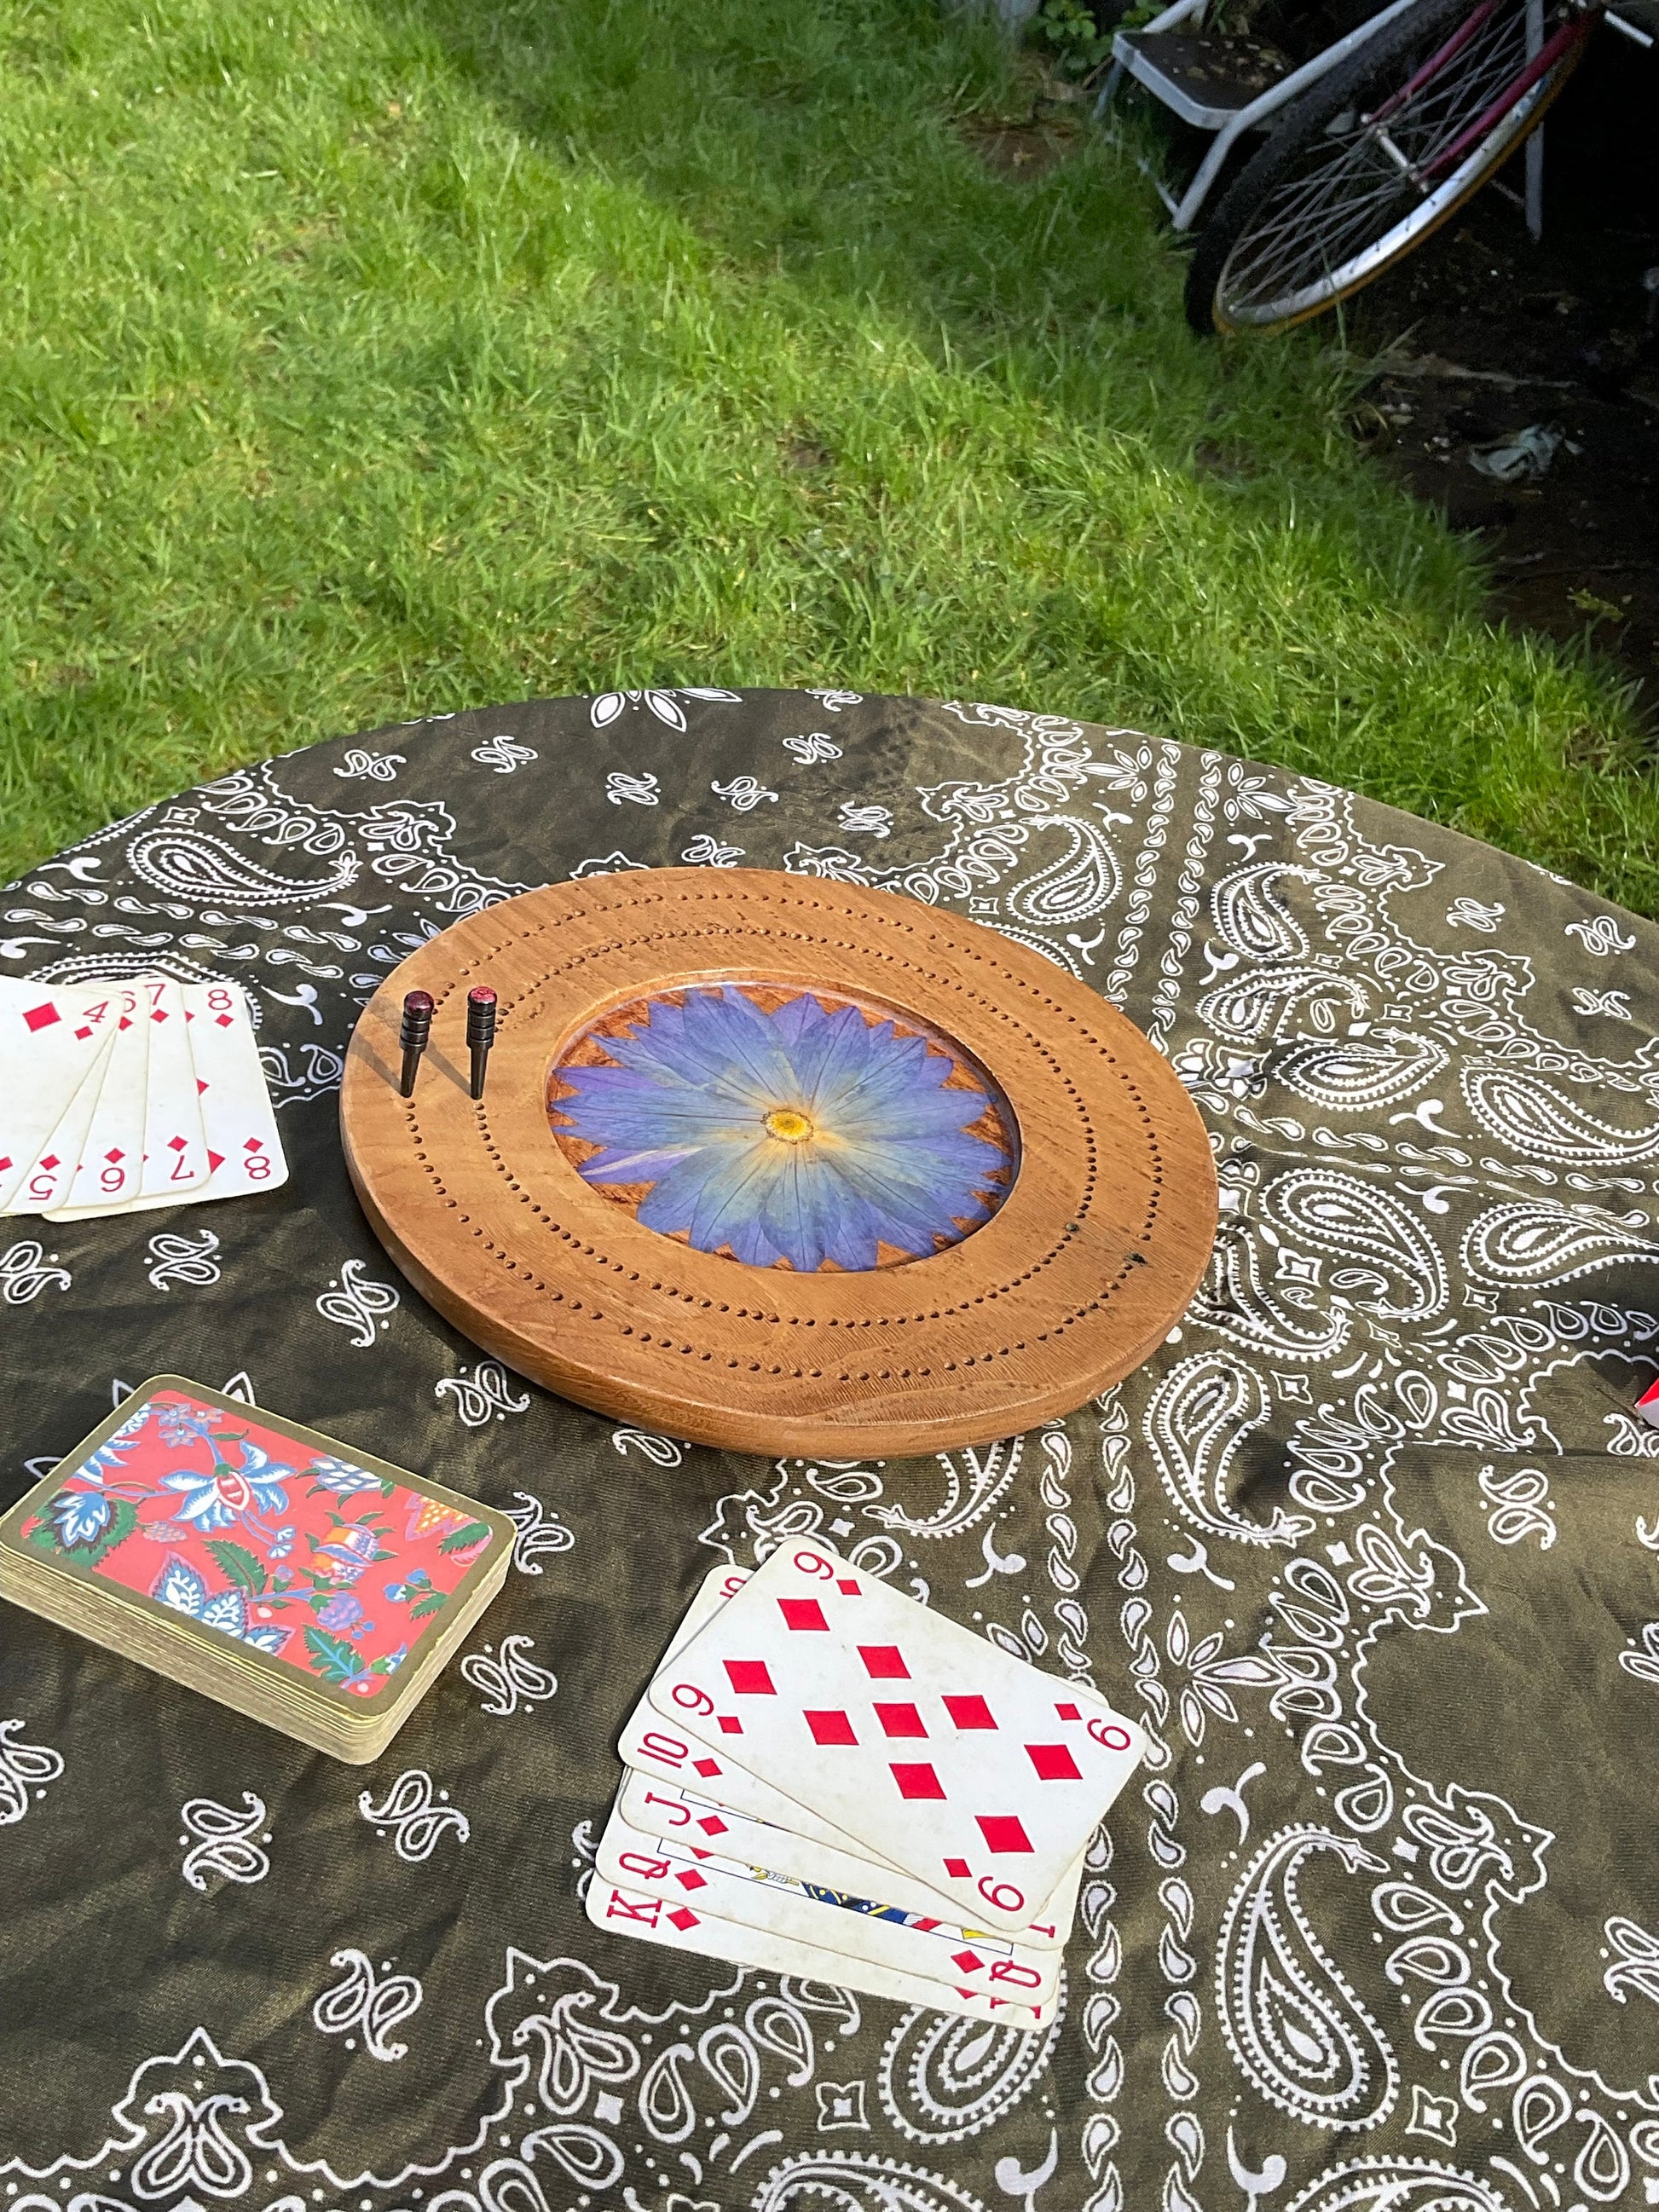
[644,1540,1145,1934]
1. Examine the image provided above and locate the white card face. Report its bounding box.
[0,980,128,1211]
[61,986,150,1210]
[645,1542,1144,1933]
[617,1770,1081,1952]
[595,1805,1060,2003]
[616,1566,893,1867]
[136,975,209,1198]
[584,1869,1048,2031]
[48,978,286,1219]
[3,1027,119,1213]
[179,978,286,1199]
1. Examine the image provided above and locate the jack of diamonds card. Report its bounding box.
[645,1541,1144,1935]
[616,1770,1083,1949]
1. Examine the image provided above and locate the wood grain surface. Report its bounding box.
[339,869,1217,1455]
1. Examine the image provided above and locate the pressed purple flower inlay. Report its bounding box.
[549,985,1016,1272]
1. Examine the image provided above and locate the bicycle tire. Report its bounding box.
[1182,0,1590,336]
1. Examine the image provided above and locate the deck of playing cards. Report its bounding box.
[0,1379,513,1762]
[0,973,286,1222]
[587,1544,1145,2028]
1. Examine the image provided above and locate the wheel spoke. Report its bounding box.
[1214,0,1562,322]
[1226,160,1416,298]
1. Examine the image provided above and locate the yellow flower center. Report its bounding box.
[764,1106,814,1144]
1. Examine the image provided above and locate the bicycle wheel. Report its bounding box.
[1183,0,1593,335]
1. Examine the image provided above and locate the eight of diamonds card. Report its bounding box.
[645,1541,1144,1935]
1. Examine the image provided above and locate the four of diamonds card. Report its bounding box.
[587,1544,1145,2027]
[0,973,285,1220]
[0,1379,513,1762]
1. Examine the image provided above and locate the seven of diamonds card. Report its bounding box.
[644,1541,1144,1934]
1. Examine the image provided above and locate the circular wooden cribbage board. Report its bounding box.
[339,869,1217,1458]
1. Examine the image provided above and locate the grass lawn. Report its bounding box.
[1,0,1653,904]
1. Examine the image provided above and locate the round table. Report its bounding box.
[3,688,1656,2212]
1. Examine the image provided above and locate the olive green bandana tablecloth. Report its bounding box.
[3,689,1657,2212]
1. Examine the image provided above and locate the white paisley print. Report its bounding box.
[1,691,1656,2212]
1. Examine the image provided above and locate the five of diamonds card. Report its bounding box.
[0,973,284,1221]
[587,1545,1144,2027]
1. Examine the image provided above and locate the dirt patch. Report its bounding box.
[1344,38,1659,720]
[961,113,1074,176]
[783,430,835,471]
[1193,436,1261,479]
[959,62,1089,180]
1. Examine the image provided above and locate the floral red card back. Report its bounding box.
[6,1382,501,1701]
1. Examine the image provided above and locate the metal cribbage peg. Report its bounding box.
[466,985,498,1101]
[399,990,434,1098]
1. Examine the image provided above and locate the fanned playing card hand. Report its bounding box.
[644,1540,1143,1934]
[0,972,288,1222]
[592,1551,1142,2028]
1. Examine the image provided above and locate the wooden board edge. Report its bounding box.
[344,1109,1218,1457]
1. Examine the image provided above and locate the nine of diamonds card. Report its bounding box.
[641,1541,1143,1935]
